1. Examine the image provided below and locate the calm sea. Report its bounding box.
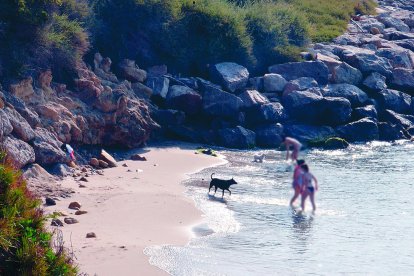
[144,141,414,275]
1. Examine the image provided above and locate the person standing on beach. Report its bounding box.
[300,164,318,212]
[61,143,76,167]
[282,136,302,161]
[290,159,305,207]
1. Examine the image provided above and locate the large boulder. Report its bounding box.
[320,97,352,125]
[146,77,170,99]
[394,39,414,52]
[263,74,287,92]
[3,94,41,128]
[210,62,249,93]
[374,89,411,114]
[284,124,336,144]
[153,109,185,126]
[202,86,244,119]
[4,107,35,142]
[0,109,13,138]
[332,62,363,85]
[382,29,414,41]
[239,90,269,109]
[31,128,66,166]
[3,136,35,168]
[254,123,284,148]
[322,84,368,107]
[282,90,323,123]
[377,14,410,32]
[381,109,414,129]
[353,105,378,121]
[336,118,379,142]
[217,126,255,149]
[100,149,118,168]
[268,61,329,85]
[376,48,413,69]
[378,122,407,140]
[118,59,147,83]
[247,102,287,124]
[166,85,202,115]
[363,72,387,92]
[391,68,414,92]
[283,77,319,97]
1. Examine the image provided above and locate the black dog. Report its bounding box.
[209,173,237,198]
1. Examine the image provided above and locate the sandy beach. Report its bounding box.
[45,144,226,275]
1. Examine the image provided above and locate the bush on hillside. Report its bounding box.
[0,0,89,82]
[0,153,77,275]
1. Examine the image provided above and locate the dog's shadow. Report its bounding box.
[207,194,228,204]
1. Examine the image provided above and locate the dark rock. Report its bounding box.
[45,197,56,206]
[284,124,336,144]
[64,217,79,224]
[377,14,410,32]
[268,61,329,85]
[283,77,319,97]
[166,85,202,115]
[130,154,147,161]
[86,232,96,238]
[118,59,147,83]
[254,123,284,148]
[210,62,249,93]
[391,68,414,92]
[321,97,352,125]
[247,102,287,124]
[3,94,41,128]
[332,62,363,85]
[376,47,413,69]
[202,87,244,119]
[218,126,255,149]
[248,77,264,91]
[383,29,414,40]
[79,177,88,182]
[98,160,109,168]
[353,105,378,121]
[90,158,99,167]
[131,82,152,99]
[322,84,368,107]
[381,109,414,129]
[146,77,169,99]
[153,109,185,126]
[2,136,35,168]
[394,39,414,51]
[378,122,407,140]
[68,202,81,210]
[282,90,323,123]
[75,210,88,215]
[323,137,349,149]
[167,125,216,144]
[239,90,269,109]
[51,219,63,227]
[51,163,72,177]
[263,74,287,92]
[0,109,13,137]
[31,128,66,166]
[375,89,411,114]
[336,118,379,142]
[363,72,387,92]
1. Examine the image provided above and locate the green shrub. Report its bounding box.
[0,158,77,275]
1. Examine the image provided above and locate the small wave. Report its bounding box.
[232,194,289,207]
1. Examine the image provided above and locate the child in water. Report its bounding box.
[300,164,318,212]
[290,159,305,207]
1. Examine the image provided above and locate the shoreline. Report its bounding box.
[44,143,227,276]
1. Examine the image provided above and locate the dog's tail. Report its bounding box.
[211,173,215,180]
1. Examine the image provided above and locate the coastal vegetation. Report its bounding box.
[0,153,77,275]
[0,0,375,80]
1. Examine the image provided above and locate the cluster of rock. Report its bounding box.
[147,1,414,149]
[0,54,158,175]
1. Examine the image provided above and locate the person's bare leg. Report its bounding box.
[309,192,316,211]
[292,150,298,161]
[301,191,308,211]
[290,186,300,206]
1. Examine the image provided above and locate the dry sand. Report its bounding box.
[45,144,226,275]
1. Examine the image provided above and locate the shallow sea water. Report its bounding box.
[145,141,414,275]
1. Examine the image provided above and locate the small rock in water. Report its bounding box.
[64,217,79,224]
[68,202,81,210]
[75,210,88,215]
[51,218,64,227]
[45,197,56,206]
[86,232,96,238]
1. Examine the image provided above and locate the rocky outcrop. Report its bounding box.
[210,62,249,93]
[254,124,284,148]
[166,85,202,115]
[268,61,329,85]
[336,118,379,142]
[3,136,35,168]
[218,126,255,149]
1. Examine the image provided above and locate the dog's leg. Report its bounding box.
[209,184,213,193]
[222,189,224,198]
[227,189,231,196]
[214,186,217,195]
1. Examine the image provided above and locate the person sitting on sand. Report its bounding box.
[61,143,76,167]
[281,136,302,161]
[290,159,305,207]
[300,164,318,212]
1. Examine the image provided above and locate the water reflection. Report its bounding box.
[290,209,314,254]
